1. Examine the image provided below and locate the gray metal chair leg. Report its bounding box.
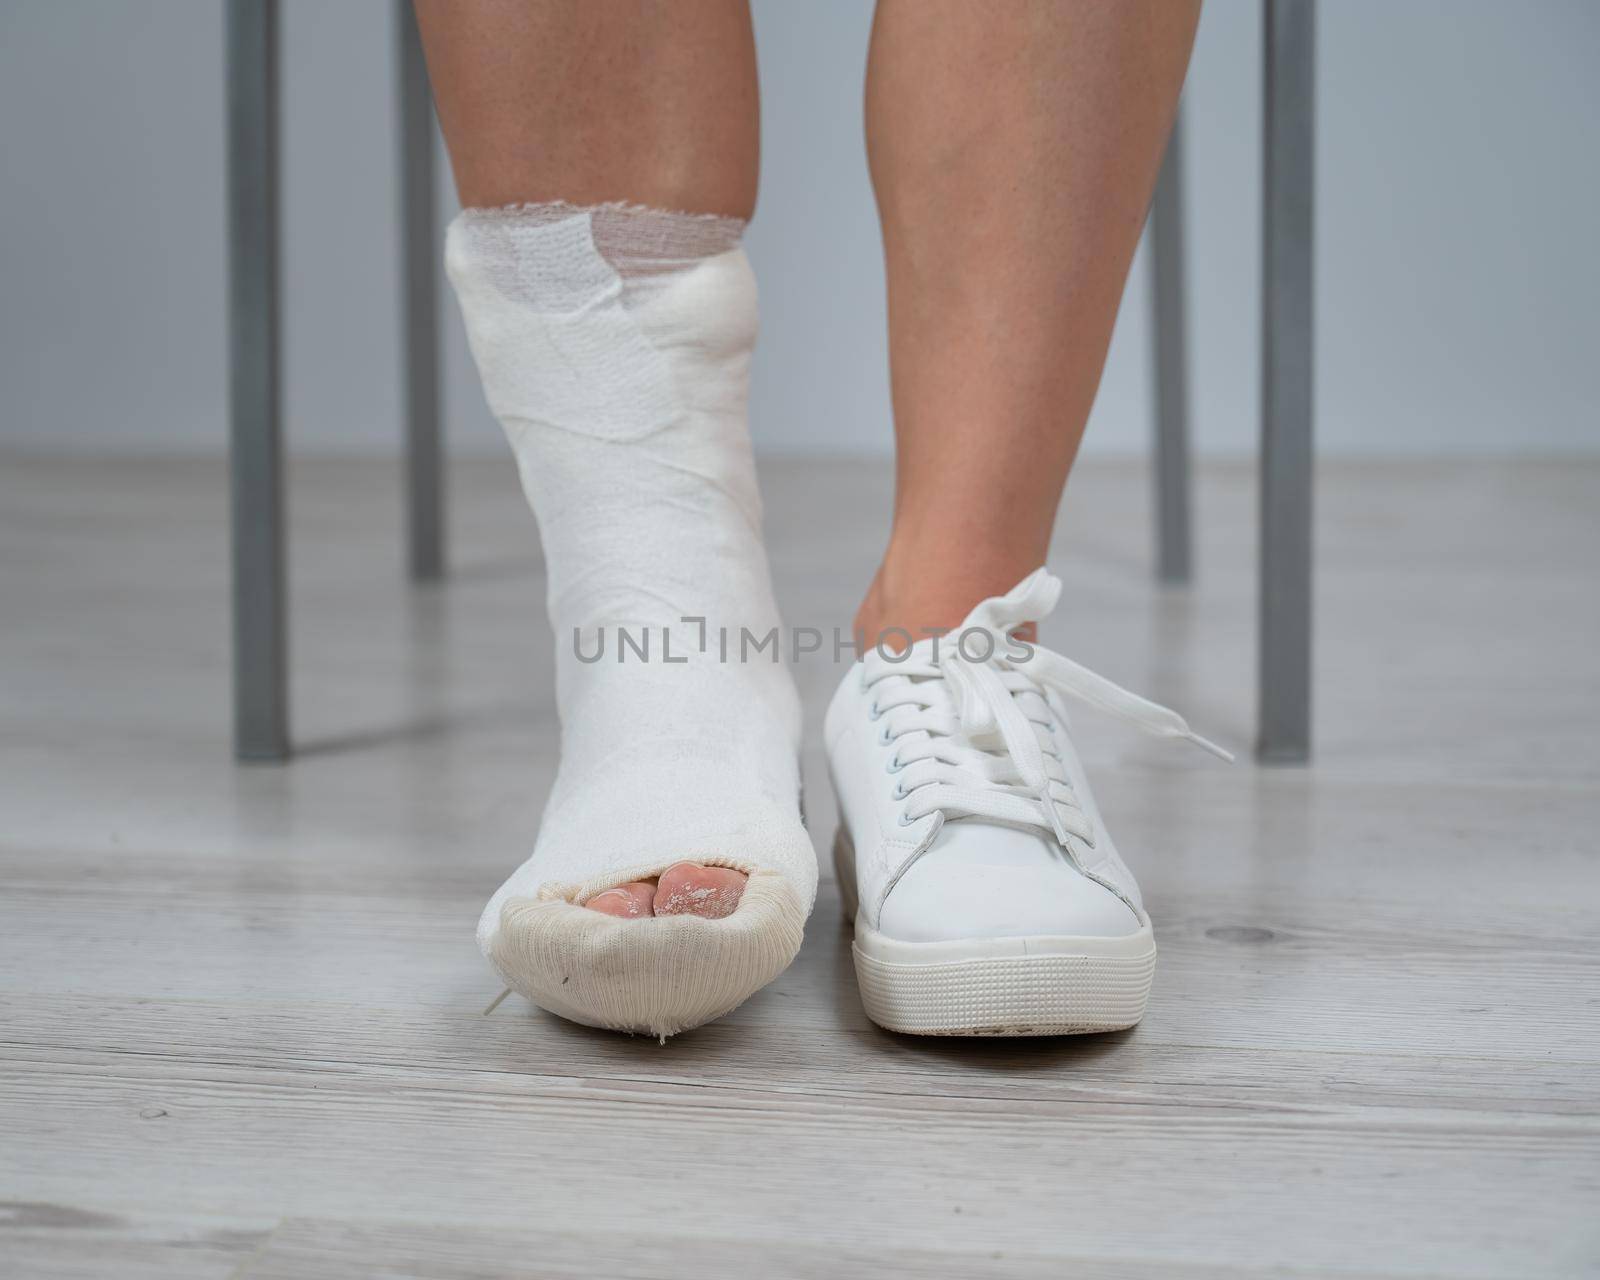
[1150,106,1193,586]
[227,0,289,762]
[1258,0,1315,763]
[397,0,444,582]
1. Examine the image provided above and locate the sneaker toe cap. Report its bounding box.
[876,829,1143,943]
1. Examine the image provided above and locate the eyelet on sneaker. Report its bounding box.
[886,752,904,774]
[891,782,908,801]
[897,811,917,826]
[878,724,895,745]
[867,702,882,721]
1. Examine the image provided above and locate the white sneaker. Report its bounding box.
[824,568,1229,1036]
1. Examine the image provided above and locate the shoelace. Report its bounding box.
[862,569,1231,849]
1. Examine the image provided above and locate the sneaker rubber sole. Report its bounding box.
[833,825,1156,1037]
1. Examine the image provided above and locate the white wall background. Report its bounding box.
[2,1,1597,459]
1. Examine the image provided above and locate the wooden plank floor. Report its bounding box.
[1,455,1597,1279]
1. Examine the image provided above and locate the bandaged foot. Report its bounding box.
[447,202,816,1039]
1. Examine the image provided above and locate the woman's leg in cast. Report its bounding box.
[418,0,814,1036]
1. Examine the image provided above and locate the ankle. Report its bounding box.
[855,536,1046,650]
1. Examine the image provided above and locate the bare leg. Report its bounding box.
[856,0,1201,642]
[415,0,758,216]
[416,0,760,920]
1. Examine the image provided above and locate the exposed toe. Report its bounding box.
[584,881,657,918]
[653,862,747,919]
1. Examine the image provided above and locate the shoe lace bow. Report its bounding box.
[862,569,1231,849]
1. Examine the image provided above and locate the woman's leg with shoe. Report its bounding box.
[827,0,1207,1037]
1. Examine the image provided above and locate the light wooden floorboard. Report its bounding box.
[1,455,1597,1278]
